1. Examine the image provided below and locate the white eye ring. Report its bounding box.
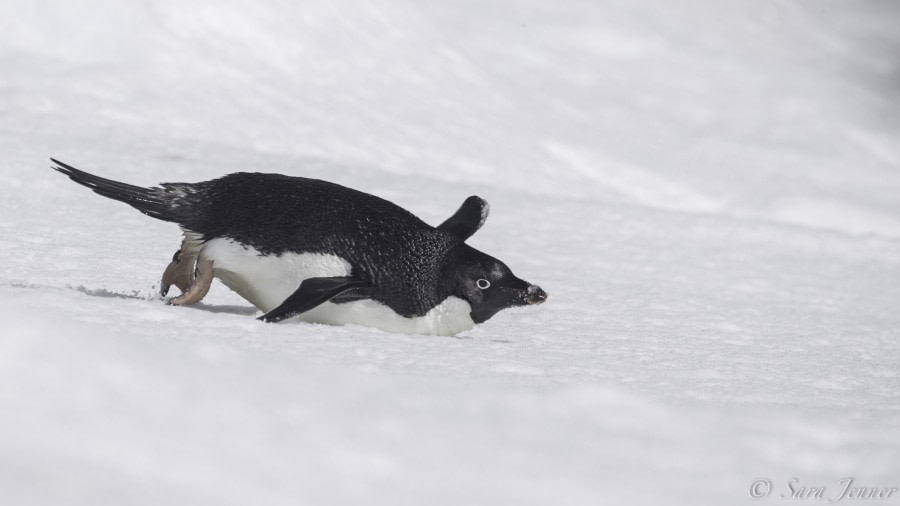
[476,279,491,290]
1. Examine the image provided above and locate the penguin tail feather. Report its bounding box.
[51,158,180,223]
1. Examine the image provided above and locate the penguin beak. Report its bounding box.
[525,284,548,305]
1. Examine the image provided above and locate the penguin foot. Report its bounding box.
[161,247,193,296]
[169,259,214,306]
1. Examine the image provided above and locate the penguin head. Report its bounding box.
[445,244,548,324]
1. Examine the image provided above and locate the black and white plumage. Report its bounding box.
[52,158,547,335]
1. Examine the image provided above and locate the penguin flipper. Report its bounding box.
[259,276,372,323]
[438,196,489,240]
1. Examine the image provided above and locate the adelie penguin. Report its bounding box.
[52,159,547,336]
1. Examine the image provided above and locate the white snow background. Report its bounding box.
[1,1,899,504]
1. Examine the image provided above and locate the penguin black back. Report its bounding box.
[184,172,463,317]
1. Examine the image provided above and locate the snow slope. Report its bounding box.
[1,1,899,505]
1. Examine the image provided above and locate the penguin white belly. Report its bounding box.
[199,238,475,336]
[201,238,351,312]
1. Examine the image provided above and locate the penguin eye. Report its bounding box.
[476,278,491,290]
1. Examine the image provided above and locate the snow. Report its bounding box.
[1,0,899,504]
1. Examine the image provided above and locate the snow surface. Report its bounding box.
[1,0,899,504]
